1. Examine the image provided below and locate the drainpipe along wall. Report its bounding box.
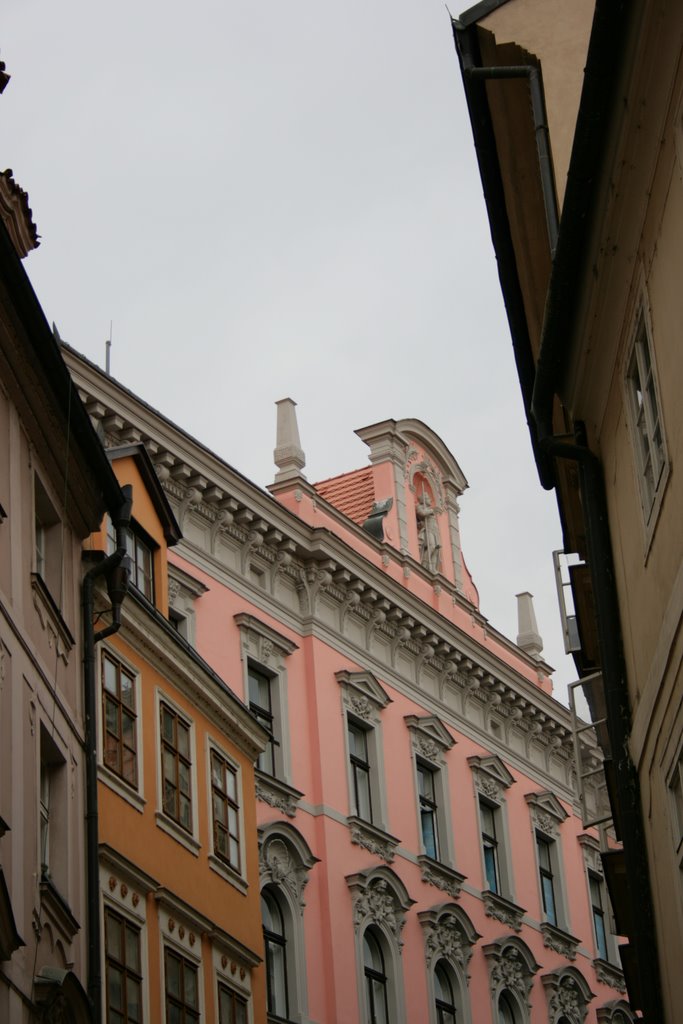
[82,484,132,1023]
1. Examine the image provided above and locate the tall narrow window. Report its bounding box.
[102,651,138,787]
[537,836,557,926]
[160,705,192,833]
[164,947,199,1023]
[434,961,457,1024]
[417,761,439,860]
[125,527,155,602]
[248,666,277,776]
[349,721,373,822]
[498,991,518,1024]
[262,888,289,1020]
[589,871,608,960]
[105,907,143,1024]
[211,751,240,873]
[33,475,61,597]
[363,929,389,1024]
[626,308,667,521]
[480,800,500,894]
[218,984,247,1024]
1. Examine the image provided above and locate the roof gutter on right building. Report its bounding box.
[453,1,664,1019]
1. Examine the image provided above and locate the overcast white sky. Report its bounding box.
[3,0,578,701]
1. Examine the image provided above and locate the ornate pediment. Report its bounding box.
[468,754,515,802]
[541,967,594,1024]
[418,903,480,969]
[259,822,318,911]
[484,936,540,1005]
[525,791,569,837]
[336,669,391,721]
[346,867,414,947]
[404,715,455,764]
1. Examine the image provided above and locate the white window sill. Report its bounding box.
[155,811,200,856]
[208,853,248,895]
[99,765,145,813]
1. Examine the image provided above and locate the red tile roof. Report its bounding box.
[313,467,375,526]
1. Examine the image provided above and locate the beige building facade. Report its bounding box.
[455,1,683,1021]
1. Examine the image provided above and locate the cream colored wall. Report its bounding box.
[481,0,594,207]
[559,5,683,1018]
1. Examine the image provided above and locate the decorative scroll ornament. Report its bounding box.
[351,880,403,942]
[260,835,310,909]
[474,773,502,802]
[425,918,467,968]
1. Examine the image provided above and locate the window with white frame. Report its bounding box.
[419,904,477,1024]
[624,298,668,527]
[234,613,300,817]
[102,650,138,789]
[589,871,608,961]
[259,823,317,1023]
[105,906,143,1024]
[210,747,241,876]
[405,715,456,881]
[347,868,410,1024]
[39,724,66,887]
[469,756,517,922]
[160,703,193,833]
[338,671,398,862]
[33,474,62,599]
[526,791,577,956]
[578,834,619,969]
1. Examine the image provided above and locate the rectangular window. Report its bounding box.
[125,528,155,602]
[480,800,500,894]
[105,907,143,1024]
[417,761,439,860]
[589,871,608,960]
[348,721,373,822]
[39,726,66,883]
[34,475,61,598]
[626,309,667,521]
[537,835,558,926]
[102,651,138,787]
[160,704,192,833]
[248,666,277,776]
[211,751,241,873]
[218,983,247,1024]
[164,948,199,1023]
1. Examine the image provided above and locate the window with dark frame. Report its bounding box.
[261,888,289,1020]
[160,704,192,833]
[537,835,558,926]
[626,310,666,519]
[102,651,138,787]
[211,750,240,873]
[33,475,61,598]
[248,666,277,776]
[348,720,373,823]
[217,982,248,1024]
[434,960,457,1024]
[417,760,439,860]
[589,871,608,960]
[105,907,143,1024]
[164,947,199,1023]
[363,928,389,1024]
[480,799,500,894]
[106,519,155,603]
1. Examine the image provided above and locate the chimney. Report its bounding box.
[273,398,306,483]
[516,591,544,659]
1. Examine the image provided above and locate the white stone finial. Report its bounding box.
[516,591,544,659]
[274,398,306,483]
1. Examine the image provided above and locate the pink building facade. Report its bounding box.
[65,348,632,1024]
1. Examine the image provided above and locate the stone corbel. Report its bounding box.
[177,486,201,532]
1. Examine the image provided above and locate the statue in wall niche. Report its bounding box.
[416,489,442,573]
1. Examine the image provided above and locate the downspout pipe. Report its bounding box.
[461,58,560,258]
[82,484,132,1023]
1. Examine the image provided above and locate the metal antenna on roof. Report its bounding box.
[105,321,113,375]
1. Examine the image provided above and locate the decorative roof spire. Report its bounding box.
[516,591,544,659]
[273,398,306,483]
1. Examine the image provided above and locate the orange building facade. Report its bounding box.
[86,446,267,1024]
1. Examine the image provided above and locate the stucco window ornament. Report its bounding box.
[525,790,568,840]
[346,868,414,949]
[469,755,514,805]
[542,967,594,1024]
[419,904,480,972]
[258,823,318,912]
[595,999,637,1024]
[234,612,298,671]
[254,774,302,819]
[484,936,539,1010]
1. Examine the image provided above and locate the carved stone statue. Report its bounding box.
[416,491,442,573]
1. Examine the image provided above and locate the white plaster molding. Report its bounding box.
[346,867,414,947]
[540,921,579,961]
[541,967,595,1024]
[484,936,540,1007]
[482,891,524,932]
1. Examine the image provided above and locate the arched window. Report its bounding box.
[498,991,519,1024]
[262,887,288,1019]
[364,927,389,1024]
[434,960,458,1023]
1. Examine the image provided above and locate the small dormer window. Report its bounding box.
[106,517,155,602]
